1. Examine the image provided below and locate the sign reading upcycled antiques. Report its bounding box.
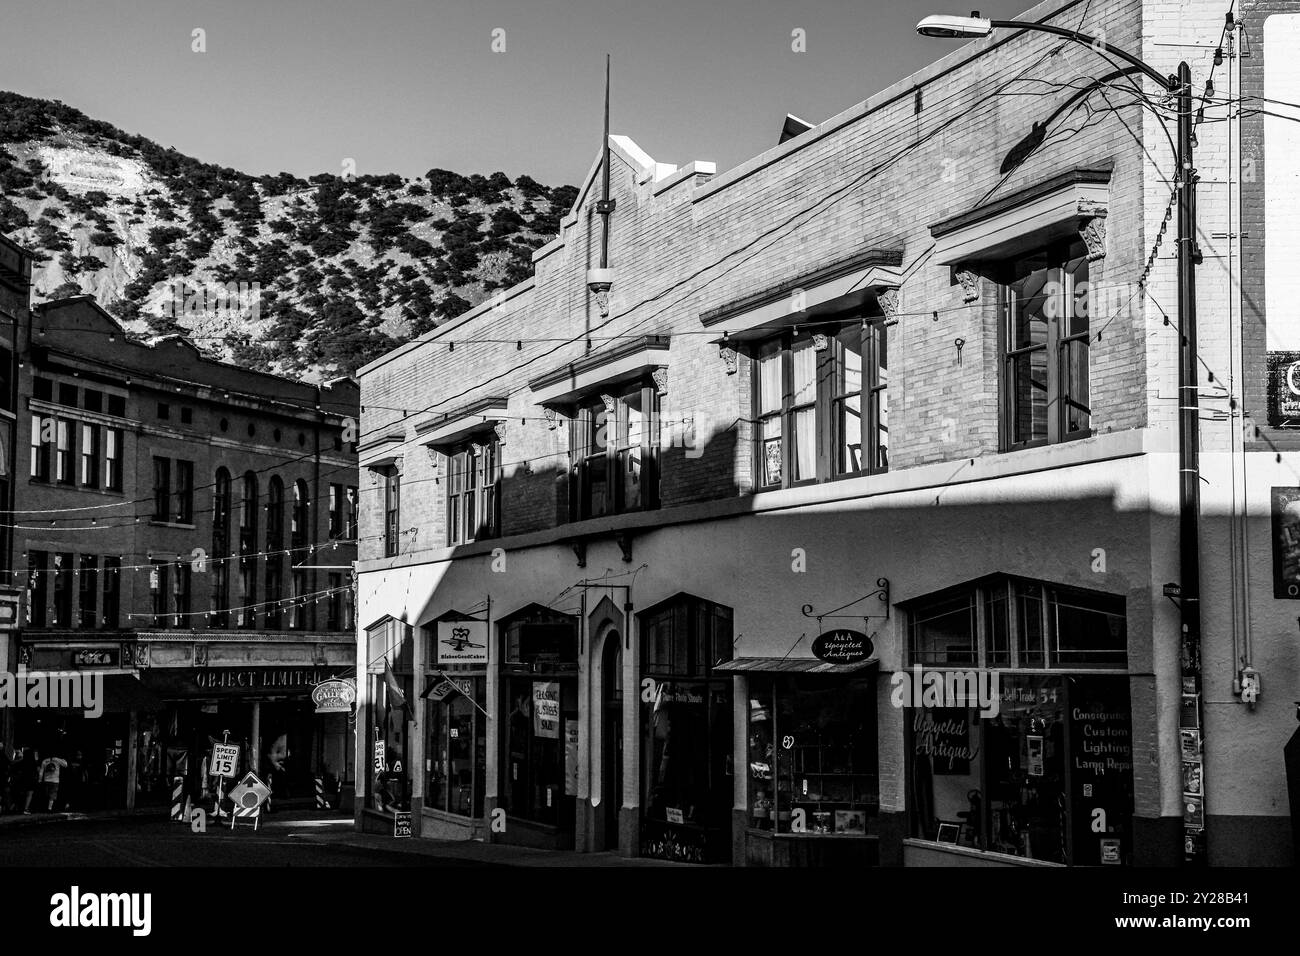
[810,629,874,665]
[209,743,240,779]
[533,681,560,740]
[311,677,357,714]
[436,619,488,664]
[911,708,976,775]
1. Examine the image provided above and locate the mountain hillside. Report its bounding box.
[0,92,577,380]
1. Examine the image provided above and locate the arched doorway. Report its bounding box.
[601,632,623,851]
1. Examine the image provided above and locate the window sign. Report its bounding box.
[533,681,560,739]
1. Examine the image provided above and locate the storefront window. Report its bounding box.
[747,676,878,837]
[639,594,733,863]
[500,606,578,831]
[906,674,1133,866]
[424,676,486,818]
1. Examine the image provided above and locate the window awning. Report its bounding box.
[713,657,878,675]
[29,673,164,715]
[529,335,670,408]
[929,167,1111,265]
[358,431,404,469]
[415,396,509,449]
[699,248,903,341]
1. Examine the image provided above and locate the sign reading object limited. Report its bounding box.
[436,619,489,664]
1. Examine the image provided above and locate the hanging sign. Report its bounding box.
[311,677,357,714]
[533,681,560,739]
[810,629,873,665]
[436,619,488,664]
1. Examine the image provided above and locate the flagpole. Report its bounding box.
[428,670,490,720]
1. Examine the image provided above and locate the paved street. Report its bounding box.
[0,812,690,867]
[0,813,493,868]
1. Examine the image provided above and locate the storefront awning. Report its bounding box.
[713,657,878,675]
[32,674,164,715]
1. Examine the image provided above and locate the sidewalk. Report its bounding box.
[279,819,712,867]
[0,797,327,829]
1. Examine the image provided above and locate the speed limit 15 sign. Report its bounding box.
[209,743,240,779]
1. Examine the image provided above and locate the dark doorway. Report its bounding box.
[602,632,623,851]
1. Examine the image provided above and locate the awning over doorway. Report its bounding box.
[713,657,878,676]
[27,673,164,715]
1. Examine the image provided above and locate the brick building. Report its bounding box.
[355,0,1296,865]
[4,291,359,811]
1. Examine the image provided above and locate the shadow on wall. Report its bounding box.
[493,422,745,537]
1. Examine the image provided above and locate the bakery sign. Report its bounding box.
[311,677,357,714]
[811,629,874,665]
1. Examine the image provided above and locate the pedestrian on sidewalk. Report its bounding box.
[18,748,39,814]
[62,751,87,812]
[38,753,67,811]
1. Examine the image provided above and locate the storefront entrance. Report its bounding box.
[601,632,622,851]
[498,604,579,848]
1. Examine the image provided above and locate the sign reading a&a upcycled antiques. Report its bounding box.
[209,742,240,779]
[436,619,488,664]
[811,629,874,665]
[311,677,357,714]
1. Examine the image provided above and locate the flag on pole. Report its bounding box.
[421,672,463,704]
[383,658,408,712]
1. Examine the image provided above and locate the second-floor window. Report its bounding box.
[997,238,1091,449]
[30,414,50,482]
[346,486,358,539]
[383,470,400,557]
[152,457,171,520]
[568,385,657,521]
[267,477,285,550]
[55,420,74,485]
[150,560,169,627]
[80,423,99,489]
[78,555,97,629]
[754,320,889,489]
[175,460,194,523]
[446,439,500,544]
[102,557,120,629]
[105,427,123,491]
[52,552,73,627]
[329,484,344,539]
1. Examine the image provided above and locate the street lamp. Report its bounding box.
[918,13,1205,866]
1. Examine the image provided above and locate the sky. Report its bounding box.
[2,0,1036,188]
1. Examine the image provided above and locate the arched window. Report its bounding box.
[266,477,284,551]
[238,472,258,628]
[212,468,231,628]
[265,477,285,629]
[292,479,309,548]
[240,472,259,555]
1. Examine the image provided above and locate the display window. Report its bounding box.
[424,675,486,818]
[639,594,733,863]
[746,675,878,837]
[906,673,1133,865]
